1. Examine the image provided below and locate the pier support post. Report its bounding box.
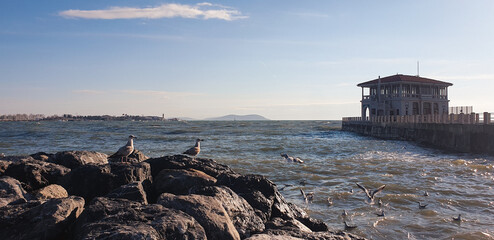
[484,112,491,124]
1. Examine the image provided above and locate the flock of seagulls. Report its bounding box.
[296,181,463,230]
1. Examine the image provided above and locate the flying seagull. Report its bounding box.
[356,182,386,203]
[183,139,203,159]
[110,135,136,163]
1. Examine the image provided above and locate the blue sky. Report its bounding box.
[1,1,494,120]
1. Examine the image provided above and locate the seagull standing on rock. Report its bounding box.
[183,139,203,159]
[110,135,136,163]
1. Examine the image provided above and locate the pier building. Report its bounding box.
[358,74,452,120]
[343,74,494,155]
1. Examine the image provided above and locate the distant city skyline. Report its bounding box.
[1,1,494,120]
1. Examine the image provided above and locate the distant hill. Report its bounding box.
[206,114,270,121]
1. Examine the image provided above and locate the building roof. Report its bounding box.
[357,74,453,87]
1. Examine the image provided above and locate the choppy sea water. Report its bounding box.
[1,120,493,240]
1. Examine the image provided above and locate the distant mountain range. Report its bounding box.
[205,114,270,121]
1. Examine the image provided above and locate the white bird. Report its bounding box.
[280,153,304,163]
[356,183,386,203]
[183,139,203,159]
[110,135,136,163]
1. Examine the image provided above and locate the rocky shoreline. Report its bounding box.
[0,150,365,240]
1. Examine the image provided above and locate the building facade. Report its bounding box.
[358,74,453,119]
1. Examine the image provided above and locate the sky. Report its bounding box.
[1,0,494,120]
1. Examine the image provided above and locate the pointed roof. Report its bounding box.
[357,74,453,87]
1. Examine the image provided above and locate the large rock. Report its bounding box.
[60,164,115,203]
[4,158,71,191]
[145,155,237,179]
[0,196,85,240]
[155,168,217,195]
[110,162,152,187]
[60,162,152,204]
[108,149,149,164]
[106,181,148,204]
[33,184,68,200]
[217,174,329,232]
[0,176,31,207]
[75,197,206,240]
[190,186,265,238]
[158,193,241,240]
[53,151,108,169]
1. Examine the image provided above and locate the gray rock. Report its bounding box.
[106,181,148,204]
[155,168,216,195]
[190,185,265,238]
[54,151,108,169]
[33,184,68,200]
[145,154,237,179]
[108,149,149,164]
[0,176,31,207]
[0,196,85,240]
[60,164,115,203]
[4,158,71,191]
[158,193,241,240]
[76,197,206,240]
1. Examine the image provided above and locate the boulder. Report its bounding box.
[30,152,55,162]
[190,185,265,238]
[109,162,152,187]
[33,184,68,200]
[145,155,237,179]
[60,162,152,204]
[158,193,240,240]
[75,197,206,240]
[60,164,115,203]
[0,196,85,240]
[217,174,329,232]
[0,176,31,207]
[246,234,304,240]
[106,181,148,204]
[53,151,108,169]
[0,160,11,175]
[155,168,216,195]
[4,158,71,191]
[108,149,149,164]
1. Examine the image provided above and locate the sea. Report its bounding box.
[0,120,493,240]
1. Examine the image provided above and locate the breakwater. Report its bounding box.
[342,121,494,155]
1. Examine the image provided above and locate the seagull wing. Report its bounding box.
[356,183,371,199]
[371,184,386,198]
[111,145,133,158]
[183,147,199,156]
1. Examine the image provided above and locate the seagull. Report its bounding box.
[376,210,385,217]
[356,183,386,203]
[453,214,462,222]
[342,210,348,217]
[300,189,313,203]
[280,153,304,163]
[183,139,203,159]
[327,197,333,206]
[423,191,429,196]
[417,202,428,209]
[344,221,357,229]
[110,135,136,163]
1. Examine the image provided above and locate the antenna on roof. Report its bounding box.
[417,61,420,77]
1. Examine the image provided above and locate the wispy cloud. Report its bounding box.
[59,3,248,21]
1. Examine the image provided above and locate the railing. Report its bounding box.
[342,112,494,125]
